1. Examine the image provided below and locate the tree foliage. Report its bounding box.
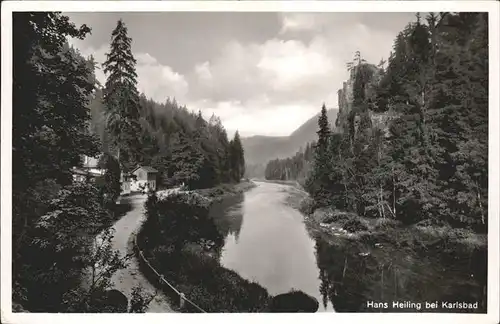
[102,19,142,171]
[229,131,246,181]
[96,153,122,206]
[91,91,246,189]
[265,142,315,183]
[12,12,101,309]
[12,13,160,313]
[143,192,224,254]
[302,13,488,231]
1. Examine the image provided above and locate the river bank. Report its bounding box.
[285,185,487,313]
[253,178,303,189]
[192,180,256,203]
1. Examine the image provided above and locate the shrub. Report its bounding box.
[298,197,316,215]
[144,192,223,254]
[322,211,356,224]
[343,218,368,233]
[373,218,400,231]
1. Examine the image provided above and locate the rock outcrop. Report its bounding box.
[335,62,397,138]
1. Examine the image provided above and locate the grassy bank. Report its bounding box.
[193,180,256,203]
[255,178,305,190]
[288,190,487,313]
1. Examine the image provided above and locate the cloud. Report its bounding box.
[189,37,341,106]
[183,14,405,136]
[194,61,213,83]
[70,39,188,103]
[190,97,321,137]
[257,39,333,88]
[279,13,329,33]
[68,12,413,137]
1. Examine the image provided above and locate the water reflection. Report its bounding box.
[208,183,486,313]
[209,182,334,312]
[314,234,487,313]
[209,194,244,243]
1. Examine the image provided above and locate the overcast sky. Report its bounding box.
[66,12,417,137]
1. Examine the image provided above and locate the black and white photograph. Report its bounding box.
[1,1,499,323]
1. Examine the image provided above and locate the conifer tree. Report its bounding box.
[230,131,245,182]
[102,19,142,172]
[96,153,122,207]
[307,104,332,206]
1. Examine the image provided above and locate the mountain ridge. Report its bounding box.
[241,108,339,172]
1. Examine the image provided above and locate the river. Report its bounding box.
[98,181,485,313]
[209,181,335,312]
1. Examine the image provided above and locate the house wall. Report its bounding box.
[131,168,157,191]
[121,181,131,195]
[72,167,103,183]
[73,174,86,183]
[86,168,105,176]
[83,155,100,168]
[147,173,157,181]
[148,180,156,190]
[131,179,156,191]
[133,168,148,181]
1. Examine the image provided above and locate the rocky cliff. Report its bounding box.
[335,63,396,138]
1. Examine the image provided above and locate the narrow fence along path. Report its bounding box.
[134,187,207,312]
[107,193,174,312]
[105,187,207,313]
[134,235,207,312]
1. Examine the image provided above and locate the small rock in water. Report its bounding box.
[269,290,319,312]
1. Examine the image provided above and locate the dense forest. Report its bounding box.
[264,141,315,183]
[12,12,244,312]
[304,12,488,231]
[91,18,245,189]
[91,88,245,189]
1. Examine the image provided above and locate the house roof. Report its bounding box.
[71,167,102,177]
[82,155,100,168]
[131,165,158,173]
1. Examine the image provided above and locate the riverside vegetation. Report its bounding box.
[266,13,488,312]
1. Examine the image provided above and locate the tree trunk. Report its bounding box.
[380,185,386,219]
[476,181,485,225]
[392,167,396,217]
[342,257,348,283]
[380,267,384,300]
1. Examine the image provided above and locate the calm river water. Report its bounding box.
[209,181,335,312]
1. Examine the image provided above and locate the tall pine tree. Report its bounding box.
[102,19,142,172]
[229,131,245,182]
[306,104,332,206]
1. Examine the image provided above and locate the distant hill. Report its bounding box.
[242,108,338,175]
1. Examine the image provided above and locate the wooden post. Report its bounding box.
[179,293,185,309]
